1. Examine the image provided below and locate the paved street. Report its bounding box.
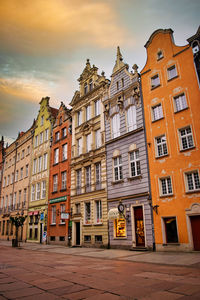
[0,241,200,299]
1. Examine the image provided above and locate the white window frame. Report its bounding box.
[185,170,200,192]
[23,188,27,203]
[174,94,187,112]
[55,131,60,142]
[61,171,67,190]
[45,128,49,141]
[77,110,82,126]
[25,164,29,177]
[35,135,38,147]
[20,167,23,179]
[31,184,35,201]
[151,74,160,88]
[130,150,141,177]
[43,153,47,170]
[77,138,82,156]
[60,204,66,224]
[42,180,46,199]
[95,99,100,116]
[95,200,102,224]
[41,115,44,126]
[15,170,18,182]
[85,202,91,224]
[51,206,56,224]
[159,177,173,196]
[39,132,43,145]
[86,134,91,152]
[62,143,68,161]
[38,156,42,172]
[155,135,168,157]
[113,156,123,181]
[152,104,163,121]
[179,126,194,151]
[54,148,59,164]
[53,174,58,192]
[62,127,67,138]
[95,129,101,148]
[86,105,91,121]
[111,113,120,138]
[167,65,177,80]
[33,159,37,174]
[126,105,137,132]
[36,183,41,200]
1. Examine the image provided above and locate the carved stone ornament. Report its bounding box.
[132,86,140,107]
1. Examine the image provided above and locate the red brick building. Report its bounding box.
[47,102,72,245]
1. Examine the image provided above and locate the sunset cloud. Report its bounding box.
[0,0,130,55]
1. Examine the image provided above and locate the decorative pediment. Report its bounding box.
[70,91,80,106]
[78,59,98,83]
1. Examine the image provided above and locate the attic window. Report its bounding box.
[89,79,93,91]
[157,51,163,60]
[192,41,199,54]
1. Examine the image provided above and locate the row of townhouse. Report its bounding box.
[0,27,199,251]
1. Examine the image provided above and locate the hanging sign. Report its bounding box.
[108,208,119,220]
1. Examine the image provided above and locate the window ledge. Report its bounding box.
[59,223,66,225]
[160,194,174,198]
[111,179,124,185]
[180,146,195,152]
[167,75,179,82]
[152,117,164,123]
[186,189,200,194]
[60,188,67,192]
[53,163,59,166]
[62,159,68,163]
[50,223,56,226]
[155,154,169,159]
[127,175,142,181]
[113,237,127,240]
[174,107,188,114]
[94,222,103,226]
[157,56,164,61]
[163,243,180,246]
[83,223,92,226]
[151,84,161,90]
[52,191,58,194]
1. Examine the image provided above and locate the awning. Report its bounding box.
[28,212,33,216]
[34,211,39,215]
[108,208,119,220]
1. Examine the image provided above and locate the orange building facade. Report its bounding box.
[47,102,72,245]
[141,29,200,251]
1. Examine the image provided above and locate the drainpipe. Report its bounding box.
[139,76,155,251]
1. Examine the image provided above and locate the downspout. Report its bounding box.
[139,75,155,251]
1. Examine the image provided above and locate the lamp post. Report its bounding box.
[10,211,27,247]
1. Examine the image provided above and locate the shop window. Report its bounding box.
[50,236,55,241]
[163,217,178,243]
[84,235,91,242]
[59,236,65,241]
[29,228,32,239]
[34,228,38,239]
[95,235,102,243]
[115,218,126,237]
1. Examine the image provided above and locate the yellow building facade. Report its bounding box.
[27,97,58,243]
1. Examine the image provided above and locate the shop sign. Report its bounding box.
[61,213,69,219]
[108,208,119,220]
[49,196,67,204]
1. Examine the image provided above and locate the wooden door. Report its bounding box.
[190,215,200,251]
[134,206,145,247]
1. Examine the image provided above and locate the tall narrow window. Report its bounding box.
[54,148,59,164]
[18,190,21,205]
[26,164,29,177]
[15,170,18,182]
[51,206,56,224]
[85,166,91,192]
[95,163,101,190]
[35,135,38,147]
[95,129,101,148]
[85,202,91,224]
[33,159,37,174]
[127,105,136,131]
[86,134,91,152]
[95,100,100,116]
[96,200,102,223]
[43,153,47,170]
[151,74,160,88]
[111,113,120,138]
[77,110,82,126]
[86,105,90,121]
[45,128,49,141]
[77,138,82,156]
[155,135,168,157]
[89,79,93,91]
[13,192,17,207]
[62,143,68,160]
[39,132,43,145]
[38,156,42,172]
[36,183,40,200]
[60,204,66,224]
[174,94,187,112]
[76,169,82,195]
[61,171,67,190]
[53,174,58,192]
[23,188,27,205]
[84,82,88,94]
[41,115,44,126]
[31,185,35,201]
[62,127,67,138]
[130,150,141,177]
[55,131,60,142]
[179,126,194,150]
[160,177,173,196]
[152,104,163,121]
[42,181,46,199]
[113,156,123,181]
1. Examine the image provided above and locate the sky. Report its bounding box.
[0,0,199,144]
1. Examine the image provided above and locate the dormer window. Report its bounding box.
[157,51,163,60]
[192,41,199,54]
[84,82,88,95]
[89,79,93,91]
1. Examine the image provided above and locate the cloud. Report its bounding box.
[0,0,131,55]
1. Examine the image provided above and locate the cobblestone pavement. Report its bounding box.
[0,241,200,299]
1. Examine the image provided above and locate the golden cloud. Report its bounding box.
[0,0,131,55]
